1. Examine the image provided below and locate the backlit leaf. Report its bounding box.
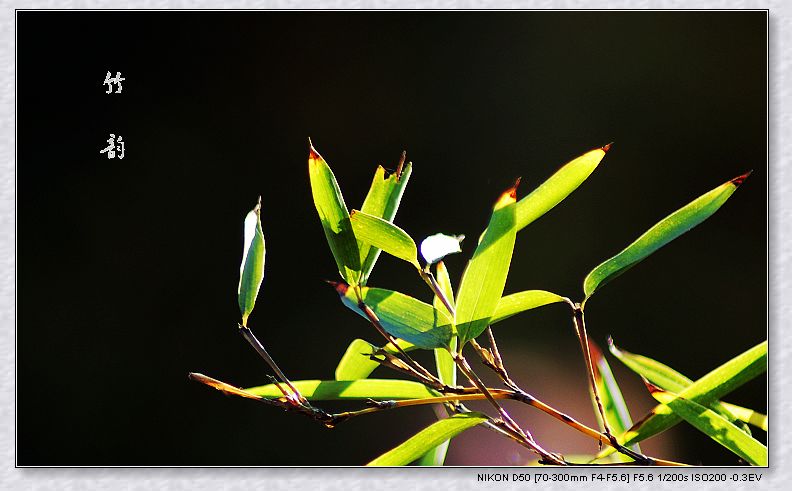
[335,338,416,381]
[332,283,453,350]
[359,158,413,284]
[515,145,609,232]
[308,142,361,285]
[238,200,265,326]
[245,378,440,400]
[490,290,567,324]
[583,171,750,298]
[456,182,519,345]
[350,210,420,269]
[367,412,488,466]
[646,382,767,466]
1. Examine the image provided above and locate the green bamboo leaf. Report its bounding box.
[335,338,416,381]
[368,412,488,466]
[238,200,265,326]
[417,261,458,466]
[515,144,610,232]
[490,290,567,324]
[608,338,766,431]
[332,283,454,350]
[358,157,413,284]
[456,182,519,345]
[308,143,361,285]
[350,210,420,269]
[598,341,767,458]
[646,382,767,466]
[245,378,440,400]
[583,171,751,298]
[588,339,639,456]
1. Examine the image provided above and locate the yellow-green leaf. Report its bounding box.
[646,382,767,466]
[456,183,519,345]
[333,283,453,350]
[515,145,609,232]
[308,143,361,285]
[238,200,265,326]
[367,412,488,466]
[350,210,420,269]
[609,338,766,431]
[245,378,440,400]
[359,159,413,284]
[335,338,416,381]
[490,290,567,324]
[584,171,750,298]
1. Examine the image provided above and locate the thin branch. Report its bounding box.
[238,324,305,405]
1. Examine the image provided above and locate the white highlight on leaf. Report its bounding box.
[420,233,464,265]
[239,208,261,293]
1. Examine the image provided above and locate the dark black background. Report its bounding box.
[18,11,766,466]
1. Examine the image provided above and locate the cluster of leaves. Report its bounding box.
[194,141,766,466]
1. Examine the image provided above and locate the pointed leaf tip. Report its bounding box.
[642,377,663,394]
[396,151,407,179]
[602,142,613,153]
[731,170,753,187]
[325,279,349,295]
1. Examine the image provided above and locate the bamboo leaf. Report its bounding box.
[238,200,265,326]
[456,182,519,345]
[367,412,488,466]
[420,233,465,265]
[646,382,767,466]
[583,171,750,298]
[308,142,361,285]
[588,339,639,456]
[350,210,420,269]
[332,283,454,350]
[359,158,413,284]
[598,341,767,458]
[608,338,766,431]
[515,144,609,232]
[490,290,567,324]
[245,378,440,400]
[335,338,416,381]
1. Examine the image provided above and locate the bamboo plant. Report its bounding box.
[190,141,766,466]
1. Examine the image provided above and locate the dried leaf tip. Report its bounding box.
[325,279,349,295]
[602,142,614,153]
[494,178,521,209]
[730,170,753,187]
[641,377,663,394]
[396,150,406,179]
[308,138,321,162]
[254,196,262,215]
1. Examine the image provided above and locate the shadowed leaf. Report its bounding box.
[645,381,767,466]
[584,171,750,298]
[368,412,488,466]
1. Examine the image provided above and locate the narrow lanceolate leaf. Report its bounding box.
[350,210,420,269]
[367,412,488,466]
[238,200,265,326]
[456,182,519,345]
[515,144,609,232]
[588,340,638,451]
[583,171,751,298]
[489,290,567,325]
[308,143,361,285]
[598,341,767,457]
[332,283,454,350]
[646,382,767,466]
[421,233,465,265]
[335,338,416,381]
[609,338,766,431]
[358,157,413,284]
[245,378,440,400]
